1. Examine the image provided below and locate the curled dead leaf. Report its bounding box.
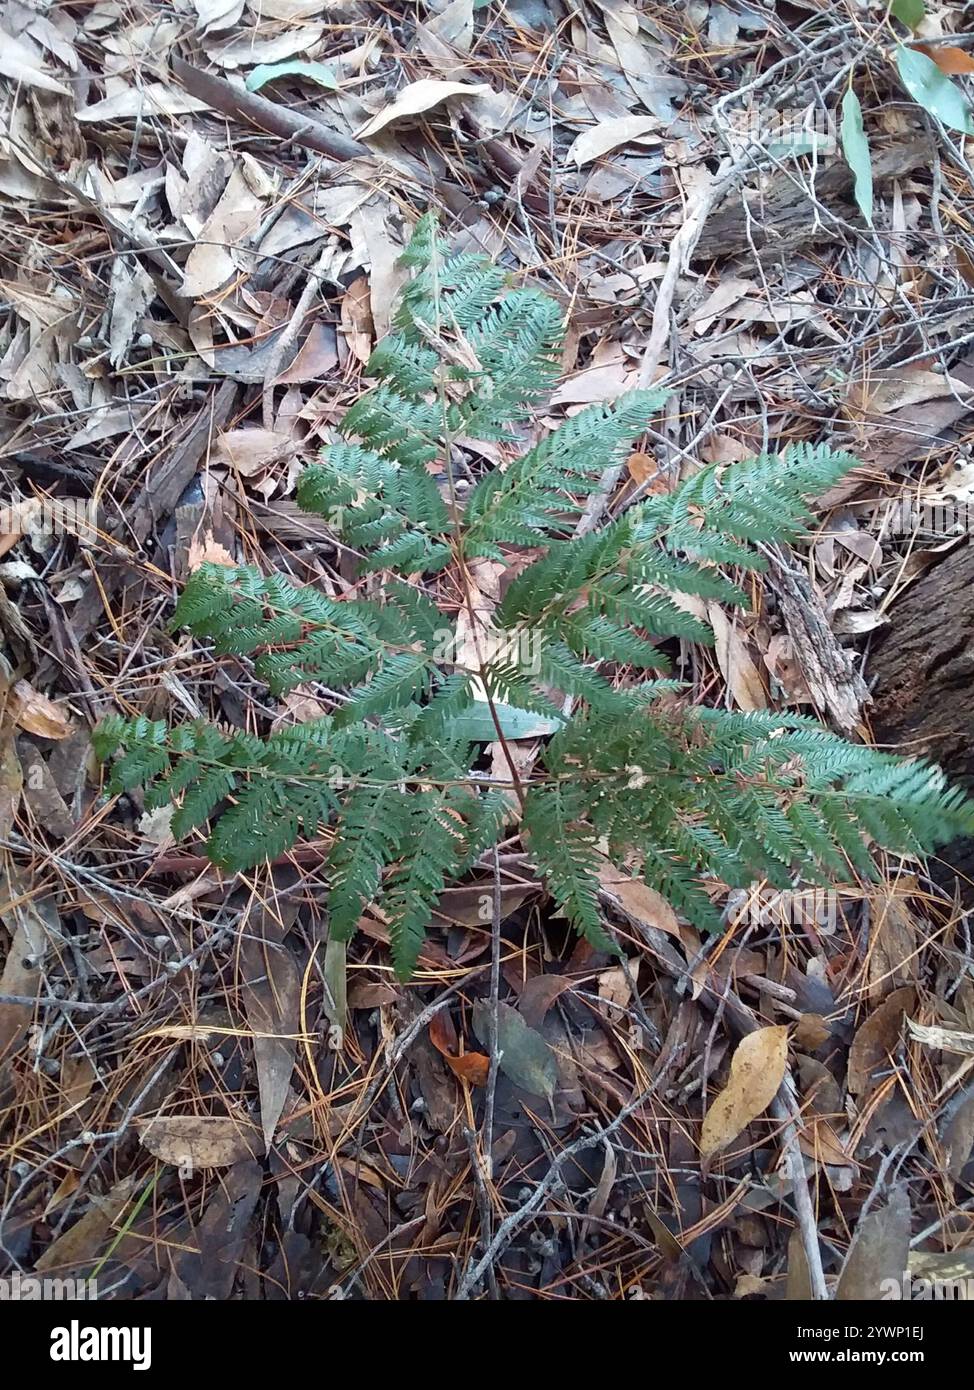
[913,43,974,75]
[429,1008,490,1086]
[357,79,490,140]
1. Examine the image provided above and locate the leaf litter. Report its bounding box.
[0,0,973,1307]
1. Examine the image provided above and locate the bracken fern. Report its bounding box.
[93,215,974,979]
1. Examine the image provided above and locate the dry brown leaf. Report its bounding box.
[443,1051,490,1086]
[594,859,707,997]
[357,79,490,139]
[956,245,974,289]
[35,1178,136,1273]
[867,890,916,1000]
[247,0,333,16]
[276,320,338,384]
[0,909,40,1056]
[137,1114,264,1167]
[785,1227,812,1300]
[43,1169,81,1219]
[0,27,70,95]
[550,341,636,405]
[847,987,915,1096]
[0,872,58,1060]
[836,1188,911,1300]
[78,84,209,120]
[15,745,73,839]
[943,1091,974,1182]
[181,166,264,297]
[192,0,245,31]
[11,679,73,739]
[846,369,971,417]
[348,203,408,340]
[108,260,156,368]
[567,114,662,167]
[689,277,758,332]
[242,928,301,1147]
[798,1116,855,1168]
[708,604,767,711]
[595,861,679,934]
[216,427,292,477]
[700,1025,788,1157]
[914,43,974,75]
[207,25,325,69]
[517,974,576,1029]
[419,0,474,60]
[428,1009,489,1086]
[0,729,22,837]
[340,274,374,363]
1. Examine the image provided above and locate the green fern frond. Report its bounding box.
[92,216,974,981]
[524,784,615,953]
[464,390,669,554]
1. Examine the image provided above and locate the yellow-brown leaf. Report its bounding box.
[700,1025,788,1157]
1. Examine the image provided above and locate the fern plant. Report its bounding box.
[93,215,974,978]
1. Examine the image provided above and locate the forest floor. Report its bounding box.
[2,0,974,1302]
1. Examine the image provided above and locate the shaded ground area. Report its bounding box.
[1,0,974,1300]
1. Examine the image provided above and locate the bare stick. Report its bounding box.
[261,240,335,429]
[771,1085,829,1300]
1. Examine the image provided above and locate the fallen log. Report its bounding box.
[869,541,974,893]
[692,137,935,263]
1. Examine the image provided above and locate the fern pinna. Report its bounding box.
[94,215,974,979]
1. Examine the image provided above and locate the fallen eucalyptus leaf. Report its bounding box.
[897,45,974,135]
[473,1000,557,1102]
[137,1114,264,1167]
[245,60,339,93]
[357,79,490,140]
[700,1026,788,1156]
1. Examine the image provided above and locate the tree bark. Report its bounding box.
[869,542,974,889]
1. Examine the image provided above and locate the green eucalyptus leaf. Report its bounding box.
[445,700,564,741]
[245,61,339,94]
[473,1001,557,1102]
[840,88,874,227]
[896,44,974,135]
[891,0,925,30]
